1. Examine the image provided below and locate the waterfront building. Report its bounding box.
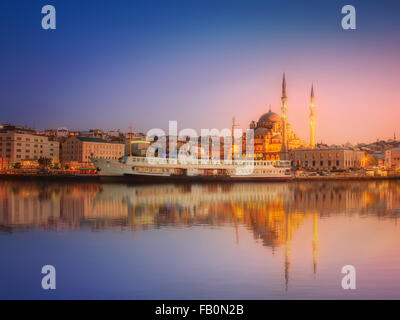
[61,136,124,164]
[247,74,308,160]
[0,124,59,168]
[39,127,69,138]
[385,147,400,169]
[125,133,150,157]
[372,153,386,167]
[108,130,122,138]
[289,147,366,170]
[75,129,106,140]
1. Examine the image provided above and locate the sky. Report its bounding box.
[0,0,399,144]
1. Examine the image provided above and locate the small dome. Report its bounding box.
[258,111,281,123]
[254,127,270,135]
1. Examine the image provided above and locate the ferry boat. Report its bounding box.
[92,156,293,182]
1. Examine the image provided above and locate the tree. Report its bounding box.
[366,154,378,167]
[38,157,51,169]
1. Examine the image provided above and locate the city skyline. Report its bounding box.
[2,0,400,303]
[1,0,400,145]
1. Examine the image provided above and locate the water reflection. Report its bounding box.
[1,181,399,232]
[1,180,400,296]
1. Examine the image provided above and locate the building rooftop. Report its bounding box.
[75,136,116,144]
[0,124,37,135]
[374,153,385,159]
[292,146,363,151]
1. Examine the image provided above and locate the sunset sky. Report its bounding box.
[0,0,399,144]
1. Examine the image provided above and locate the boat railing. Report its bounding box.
[125,156,291,167]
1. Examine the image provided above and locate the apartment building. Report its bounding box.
[61,136,124,164]
[0,125,59,168]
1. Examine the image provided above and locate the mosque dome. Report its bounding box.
[258,111,281,123]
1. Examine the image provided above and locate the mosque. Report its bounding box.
[247,73,315,160]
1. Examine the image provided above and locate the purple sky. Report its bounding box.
[0,0,399,144]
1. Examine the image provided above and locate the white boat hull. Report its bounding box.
[92,157,292,182]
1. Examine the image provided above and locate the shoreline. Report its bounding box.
[293,175,400,182]
[0,173,399,184]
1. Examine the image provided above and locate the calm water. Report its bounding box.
[0,180,400,299]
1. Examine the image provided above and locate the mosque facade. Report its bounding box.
[247,74,312,160]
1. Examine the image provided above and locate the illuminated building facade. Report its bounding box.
[61,136,124,164]
[385,147,400,169]
[248,74,308,160]
[0,124,59,168]
[290,148,366,170]
[125,133,150,156]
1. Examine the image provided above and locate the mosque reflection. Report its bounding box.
[1,180,400,290]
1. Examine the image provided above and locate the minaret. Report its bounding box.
[129,124,133,157]
[310,84,316,149]
[231,117,240,160]
[284,211,291,291]
[281,73,288,159]
[312,211,318,275]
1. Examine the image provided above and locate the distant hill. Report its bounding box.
[356,139,400,154]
